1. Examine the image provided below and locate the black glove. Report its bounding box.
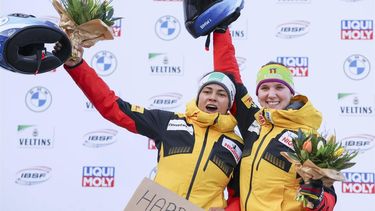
[298,179,324,209]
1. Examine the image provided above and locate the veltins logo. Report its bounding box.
[15,166,52,185]
[343,54,370,80]
[82,166,115,187]
[276,20,310,39]
[276,56,309,77]
[25,86,52,112]
[155,15,181,41]
[149,53,184,76]
[341,20,373,40]
[148,93,183,110]
[338,93,374,116]
[229,19,248,40]
[91,51,117,76]
[342,172,375,194]
[83,129,118,148]
[17,125,54,148]
[340,134,375,154]
[84,101,96,111]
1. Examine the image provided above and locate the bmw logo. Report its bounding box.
[91,51,117,76]
[344,54,370,80]
[155,15,181,41]
[25,86,52,112]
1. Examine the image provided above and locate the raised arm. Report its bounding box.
[64,60,172,144]
[213,30,242,84]
[213,30,259,136]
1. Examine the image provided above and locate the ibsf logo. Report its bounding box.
[25,86,52,112]
[15,166,52,185]
[112,19,122,37]
[91,51,117,76]
[155,15,180,41]
[341,20,373,40]
[83,129,118,148]
[343,54,370,80]
[340,134,375,154]
[82,166,115,187]
[276,57,309,77]
[147,93,183,110]
[276,20,310,39]
[342,172,375,194]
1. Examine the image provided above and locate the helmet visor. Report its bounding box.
[183,0,216,22]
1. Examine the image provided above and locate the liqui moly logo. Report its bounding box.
[82,166,115,187]
[341,20,373,40]
[276,56,309,77]
[342,172,375,194]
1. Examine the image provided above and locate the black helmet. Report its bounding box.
[183,0,244,38]
[0,13,71,74]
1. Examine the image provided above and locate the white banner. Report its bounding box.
[1,0,374,210]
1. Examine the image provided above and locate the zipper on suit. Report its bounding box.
[203,153,210,171]
[244,125,274,211]
[186,126,210,200]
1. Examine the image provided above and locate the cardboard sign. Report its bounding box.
[124,177,204,211]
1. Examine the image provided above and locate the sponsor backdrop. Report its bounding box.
[1,0,374,210]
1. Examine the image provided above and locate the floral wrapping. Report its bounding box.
[52,0,114,60]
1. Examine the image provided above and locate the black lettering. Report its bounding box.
[19,139,26,145]
[165,202,177,211]
[136,190,156,210]
[150,198,166,211]
[85,102,94,109]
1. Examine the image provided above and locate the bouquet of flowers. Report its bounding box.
[281,129,358,208]
[52,0,121,60]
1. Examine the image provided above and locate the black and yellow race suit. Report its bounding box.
[213,31,337,211]
[65,61,244,210]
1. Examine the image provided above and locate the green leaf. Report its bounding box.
[60,0,121,26]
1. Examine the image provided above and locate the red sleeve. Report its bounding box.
[305,192,336,211]
[213,30,242,84]
[64,60,137,133]
[225,187,240,211]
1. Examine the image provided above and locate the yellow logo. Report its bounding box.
[241,94,252,109]
[131,105,144,113]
